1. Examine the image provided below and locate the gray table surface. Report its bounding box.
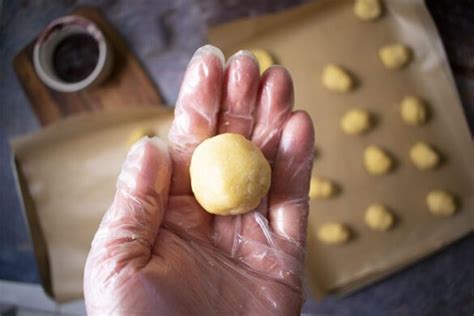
[1,0,473,314]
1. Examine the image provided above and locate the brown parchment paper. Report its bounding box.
[12,108,173,301]
[209,0,474,297]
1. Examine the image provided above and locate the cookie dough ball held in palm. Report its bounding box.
[190,133,271,216]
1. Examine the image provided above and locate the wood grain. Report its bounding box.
[13,6,165,127]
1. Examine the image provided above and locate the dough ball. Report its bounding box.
[322,64,353,92]
[427,190,457,216]
[364,145,392,175]
[127,128,156,146]
[190,133,271,216]
[309,177,335,199]
[317,223,351,245]
[410,142,440,170]
[400,96,427,125]
[354,0,383,21]
[250,49,274,74]
[340,108,371,135]
[364,203,394,231]
[379,44,412,69]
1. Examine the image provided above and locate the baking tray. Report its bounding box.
[209,0,474,297]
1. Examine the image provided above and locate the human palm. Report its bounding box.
[84,45,314,315]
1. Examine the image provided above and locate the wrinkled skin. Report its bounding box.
[84,45,315,316]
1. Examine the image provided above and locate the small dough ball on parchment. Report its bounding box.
[190,133,271,216]
[365,203,394,231]
[322,64,353,92]
[354,0,383,21]
[427,190,457,217]
[127,127,156,146]
[250,49,274,74]
[400,96,427,125]
[379,44,412,69]
[309,177,336,199]
[340,108,372,135]
[410,142,440,170]
[364,145,393,175]
[317,222,351,245]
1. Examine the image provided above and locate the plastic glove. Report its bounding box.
[84,45,315,316]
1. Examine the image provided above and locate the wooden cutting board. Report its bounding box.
[13,6,166,127]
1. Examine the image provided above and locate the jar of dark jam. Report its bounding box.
[34,15,113,93]
[53,33,100,83]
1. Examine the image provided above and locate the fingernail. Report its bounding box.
[226,49,258,68]
[145,136,168,153]
[128,136,166,154]
[191,44,225,68]
[261,64,290,80]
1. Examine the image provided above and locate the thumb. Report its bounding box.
[86,136,171,275]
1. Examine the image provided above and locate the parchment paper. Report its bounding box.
[12,108,173,301]
[209,0,474,297]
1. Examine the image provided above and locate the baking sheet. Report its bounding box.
[12,108,173,301]
[209,0,474,297]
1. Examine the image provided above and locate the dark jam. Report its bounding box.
[53,33,99,83]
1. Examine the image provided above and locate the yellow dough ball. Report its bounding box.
[379,44,412,69]
[410,142,440,170]
[354,0,383,21]
[127,128,156,146]
[340,108,371,135]
[309,177,335,199]
[364,145,393,175]
[400,96,427,125]
[427,190,457,216]
[190,133,271,216]
[322,64,353,92]
[250,49,274,74]
[364,203,394,231]
[317,223,351,245]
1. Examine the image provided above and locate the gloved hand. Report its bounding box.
[84,45,315,316]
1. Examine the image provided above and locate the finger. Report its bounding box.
[168,45,225,195]
[268,111,315,243]
[215,67,295,256]
[87,137,171,269]
[251,66,294,166]
[217,50,260,138]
